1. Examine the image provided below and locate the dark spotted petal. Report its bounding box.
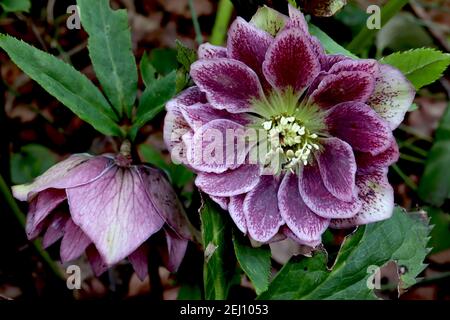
[356,138,399,173]
[198,43,227,60]
[229,194,247,233]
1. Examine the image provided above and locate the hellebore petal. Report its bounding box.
[166,86,207,112]
[209,195,229,210]
[198,43,227,60]
[179,103,250,130]
[243,176,284,242]
[195,164,261,197]
[163,105,192,165]
[138,166,192,240]
[228,17,273,86]
[316,138,357,202]
[13,154,112,201]
[278,173,329,242]
[284,4,309,34]
[368,64,415,130]
[299,160,362,219]
[356,138,399,173]
[249,5,288,36]
[229,194,247,233]
[187,119,249,173]
[282,226,322,247]
[42,213,69,249]
[263,27,320,93]
[321,54,350,72]
[325,102,393,155]
[128,245,149,281]
[60,219,91,263]
[331,169,394,228]
[164,228,189,272]
[86,246,109,277]
[328,59,379,76]
[67,166,165,265]
[309,71,375,109]
[26,189,66,239]
[190,58,264,113]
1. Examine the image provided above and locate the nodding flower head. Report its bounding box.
[164,5,414,245]
[13,150,192,280]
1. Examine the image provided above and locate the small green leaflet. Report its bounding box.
[0,34,123,137]
[129,71,177,140]
[77,0,138,118]
[381,48,450,90]
[258,208,430,299]
[233,231,271,295]
[200,198,237,300]
[0,0,31,12]
[176,40,197,73]
[140,51,157,87]
[419,103,450,206]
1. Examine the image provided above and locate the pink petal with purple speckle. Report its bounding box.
[198,43,227,60]
[229,194,247,233]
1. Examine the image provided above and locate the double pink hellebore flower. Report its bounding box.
[13,152,191,279]
[164,6,414,245]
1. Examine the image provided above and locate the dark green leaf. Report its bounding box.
[308,24,357,58]
[77,0,138,118]
[425,207,450,254]
[10,144,58,184]
[0,0,31,12]
[201,198,236,300]
[176,40,197,73]
[140,51,157,87]
[0,34,123,137]
[259,208,430,300]
[419,104,450,206]
[233,231,271,295]
[177,283,202,300]
[381,48,450,90]
[130,71,177,139]
[149,48,178,75]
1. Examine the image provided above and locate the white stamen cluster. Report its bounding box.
[262,116,320,172]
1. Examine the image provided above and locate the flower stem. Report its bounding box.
[347,0,410,54]
[0,174,64,280]
[188,0,203,45]
[392,164,418,191]
[210,0,234,45]
[399,153,426,164]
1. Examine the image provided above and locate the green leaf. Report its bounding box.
[140,51,157,87]
[201,198,236,300]
[0,34,123,137]
[77,0,138,118]
[419,104,450,206]
[425,207,450,254]
[130,71,177,139]
[177,283,202,300]
[308,24,357,58]
[10,144,58,184]
[381,48,450,90]
[0,0,31,12]
[176,40,197,73]
[259,208,430,300]
[149,48,178,75]
[250,6,287,37]
[233,231,271,295]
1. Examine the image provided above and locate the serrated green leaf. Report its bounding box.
[77,0,137,118]
[425,206,450,254]
[381,48,450,89]
[308,24,357,58]
[0,0,31,12]
[140,51,156,87]
[0,34,123,137]
[419,104,450,206]
[201,198,236,300]
[233,231,271,295]
[176,40,197,73]
[10,144,58,184]
[259,208,430,300]
[129,71,177,140]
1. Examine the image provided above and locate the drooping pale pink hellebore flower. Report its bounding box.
[164,5,414,246]
[13,148,191,280]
